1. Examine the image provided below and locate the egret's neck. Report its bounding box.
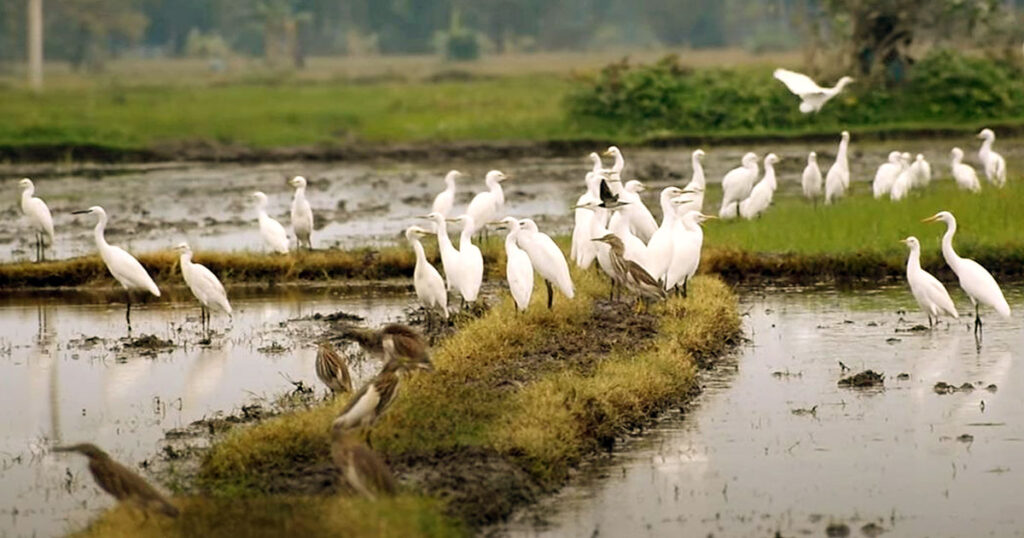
[586,177,600,198]
[256,200,269,219]
[612,153,624,174]
[294,185,306,200]
[590,157,603,175]
[837,139,849,161]
[180,252,193,268]
[459,227,474,249]
[608,175,624,195]
[764,163,777,190]
[692,157,705,187]
[411,238,427,265]
[906,246,921,272]
[21,187,33,202]
[952,154,963,166]
[444,177,456,191]
[940,221,961,267]
[980,138,993,155]
[93,214,109,249]
[659,195,677,227]
[488,179,505,205]
[504,233,518,255]
[434,220,452,248]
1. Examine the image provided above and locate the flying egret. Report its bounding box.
[977,128,1007,187]
[648,186,685,283]
[923,211,1011,337]
[825,131,850,204]
[592,234,666,302]
[664,209,714,296]
[571,171,603,268]
[909,154,932,188]
[289,176,314,250]
[465,170,508,236]
[432,170,461,218]
[773,68,854,113]
[175,242,231,335]
[405,226,448,325]
[517,218,575,309]
[950,148,981,193]
[449,214,484,305]
[801,152,823,202]
[420,212,461,292]
[53,444,178,518]
[316,340,353,395]
[252,191,289,254]
[18,178,54,262]
[899,236,958,328]
[739,153,779,219]
[719,153,759,219]
[872,151,902,199]
[498,217,534,312]
[617,179,658,242]
[890,153,913,202]
[72,206,160,332]
[331,429,397,499]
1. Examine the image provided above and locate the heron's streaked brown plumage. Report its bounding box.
[594,234,666,300]
[343,323,433,371]
[331,430,397,499]
[54,443,179,518]
[315,341,353,395]
[331,359,402,432]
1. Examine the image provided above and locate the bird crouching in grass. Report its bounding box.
[53,443,179,518]
[331,428,398,500]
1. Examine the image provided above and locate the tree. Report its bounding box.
[46,0,147,71]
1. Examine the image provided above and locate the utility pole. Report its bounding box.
[27,0,43,91]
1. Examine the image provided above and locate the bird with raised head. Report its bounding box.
[592,233,666,301]
[18,178,54,262]
[252,191,289,254]
[899,236,958,328]
[316,340,353,395]
[53,443,179,518]
[405,225,448,326]
[342,324,432,369]
[289,176,314,250]
[176,242,231,335]
[977,128,1007,187]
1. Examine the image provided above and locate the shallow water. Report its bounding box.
[0,289,410,538]
[5,137,1020,261]
[502,286,1024,538]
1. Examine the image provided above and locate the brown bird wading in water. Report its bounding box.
[53,443,179,518]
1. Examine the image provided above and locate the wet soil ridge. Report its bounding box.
[78,273,739,536]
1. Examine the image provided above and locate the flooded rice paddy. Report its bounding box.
[0,288,410,538]
[503,286,1024,538]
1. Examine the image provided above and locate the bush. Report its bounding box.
[441,29,481,62]
[564,50,1024,135]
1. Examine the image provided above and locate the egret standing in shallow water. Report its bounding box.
[18,178,54,262]
[53,443,179,518]
[72,206,160,332]
[977,128,1007,187]
[498,217,534,312]
[923,211,1010,337]
[517,218,574,309]
[252,191,289,254]
[900,236,958,328]
[405,225,448,325]
[176,242,231,335]
[773,68,853,113]
[431,170,461,218]
[289,176,314,250]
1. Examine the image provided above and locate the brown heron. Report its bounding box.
[342,324,432,370]
[315,340,353,395]
[592,234,666,302]
[53,443,179,518]
[331,429,397,499]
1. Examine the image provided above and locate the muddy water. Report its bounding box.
[0,289,409,538]
[503,286,1024,538]
[5,138,1020,261]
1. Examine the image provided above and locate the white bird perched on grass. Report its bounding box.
[465,170,508,236]
[431,170,461,218]
[252,191,289,254]
[420,212,461,292]
[405,226,447,325]
[872,151,902,199]
[909,154,931,188]
[616,179,657,243]
[740,153,780,219]
[498,217,534,312]
[950,147,981,193]
[288,176,314,250]
[923,211,1011,337]
[977,128,1007,187]
[448,214,483,305]
[889,153,913,202]
[517,218,574,309]
[18,178,54,262]
[72,206,160,332]
[683,149,707,195]
[801,152,823,202]
[773,68,854,113]
[175,242,231,335]
[719,153,759,219]
[647,186,685,283]
[825,131,850,204]
[571,171,603,269]
[664,207,714,296]
[899,236,957,328]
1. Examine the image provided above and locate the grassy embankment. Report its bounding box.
[71,270,741,537]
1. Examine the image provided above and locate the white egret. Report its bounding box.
[801,152,823,202]
[176,242,231,335]
[431,170,461,218]
[825,131,850,204]
[890,153,913,202]
[899,236,957,328]
[288,176,314,250]
[405,226,448,324]
[872,151,902,199]
[950,148,981,193]
[773,68,854,113]
[739,153,779,219]
[571,171,602,268]
[664,208,714,296]
[718,153,759,219]
[420,212,460,291]
[647,186,685,283]
[18,178,54,262]
[465,170,508,235]
[923,211,1011,336]
[604,146,626,178]
[252,192,289,254]
[977,128,1007,187]
[616,179,657,243]
[608,204,652,275]
[498,217,534,312]
[449,214,483,305]
[517,218,575,309]
[72,206,160,332]
[683,149,707,196]
[909,154,931,188]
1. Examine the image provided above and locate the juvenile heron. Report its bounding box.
[18,178,54,262]
[331,429,397,499]
[316,340,353,395]
[331,356,402,433]
[342,324,432,369]
[592,234,666,301]
[53,443,179,518]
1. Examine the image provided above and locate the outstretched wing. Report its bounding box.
[599,178,618,205]
[773,68,824,96]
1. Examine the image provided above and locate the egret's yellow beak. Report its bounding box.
[899,238,909,244]
[921,215,939,223]
[701,214,718,220]
[601,150,612,156]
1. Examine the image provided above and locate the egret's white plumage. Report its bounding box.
[499,217,534,312]
[647,187,684,283]
[718,153,759,219]
[450,214,483,303]
[825,131,850,204]
[431,170,461,217]
[571,171,602,268]
[605,146,626,177]
[773,68,854,113]
[900,236,957,327]
[253,191,289,254]
[977,128,1007,187]
[176,242,232,324]
[608,205,652,275]
[18,178,54,261]
[909,154,931,188]
[465,170,507,235]
[664,209,713,294]
[889,153,913,202]
[683,149,707,196]
[950,147,981,193]
[405,226,447,319]
[801,152,823,201]
[739,153,779,219]
[288,176,314,249]
[925,211,1010,333]
[872,151,902,199]
[422,212,460,291]
[517,218,574,307]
